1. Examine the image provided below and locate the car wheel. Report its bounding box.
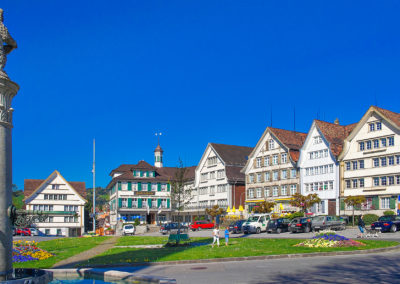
[256,228,261,234]
[305,226,311,233]
[276,228,282,234]
[390,225,397,233]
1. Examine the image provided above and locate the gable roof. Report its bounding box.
[269,127,307,162]
[372,106,400,128]
[24,170,86,201]
[210,143,253,166]
[314,120,356,157]
[109,160,155,176]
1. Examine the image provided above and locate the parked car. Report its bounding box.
[29,228,40,236]
[311,215,346,231]
[371,215,400,233]
[242,214,270,234]
[122,224,135,236]
[190,221,214,231]
[267,218,291,234]
[289,217,312,233]
[160,222,188,235]
[229,220,246,234]
[16,228,31,236]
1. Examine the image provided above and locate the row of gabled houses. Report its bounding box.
[22,105,400,235]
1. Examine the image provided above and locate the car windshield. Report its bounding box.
[378,216,393,222]
[124,225,133,229]
[301,218,311,224]
[247,216,259,222]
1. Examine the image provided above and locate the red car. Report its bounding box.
[16,228,31,236]
[190,221,214,231]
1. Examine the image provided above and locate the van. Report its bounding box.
[242,213,271,234]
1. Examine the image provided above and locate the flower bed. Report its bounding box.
[13,240,54,263]
[295,232,366,248]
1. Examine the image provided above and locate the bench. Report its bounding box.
[167,233,190,244]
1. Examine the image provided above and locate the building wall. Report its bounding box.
[25,174,85,236]
[341,112,400,215]
[299,125,340,215]
[244,132,300,213]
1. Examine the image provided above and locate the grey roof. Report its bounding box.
[210,143,253,166]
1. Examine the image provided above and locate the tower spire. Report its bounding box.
[154,132,163,168]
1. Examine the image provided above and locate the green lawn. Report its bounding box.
[13,236,111,269]
[79,237,399,267]
[116,236,167,246]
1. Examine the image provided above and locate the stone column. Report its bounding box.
[0,76,19,280]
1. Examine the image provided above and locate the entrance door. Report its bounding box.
[328,200,336,215]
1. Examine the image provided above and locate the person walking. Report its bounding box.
[225,226,230,246]
[212,226,220,247]
[357,215,365,238]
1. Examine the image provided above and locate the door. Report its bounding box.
[328,200,336,215]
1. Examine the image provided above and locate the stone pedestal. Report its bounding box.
[0,77,19,280]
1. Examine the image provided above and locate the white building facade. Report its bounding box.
[339,106,400,215]
[242,127,306,214]
[298,120,354,216]
[24,171,86,237]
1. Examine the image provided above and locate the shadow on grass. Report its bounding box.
[250,253,400,283]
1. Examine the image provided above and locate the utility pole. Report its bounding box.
[92,139,96,232]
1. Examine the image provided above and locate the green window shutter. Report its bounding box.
[340,199,345,211]
[157,183,161,192]
[128,198,132,208]
[128,182,132,191]
[148,182,151,191]
[138,198,142,208]
[140,171,143,177]
[146,171,149,177]
[138,182,142,191]
[167,183,171,192]
[148,198,152,208]
[157,199,161,208]
[167,199,170,208]
[133,170,136,176]
[390,196,396,209]
[118,198,122,208]
[118,182,121,191]
[372,196,379,210]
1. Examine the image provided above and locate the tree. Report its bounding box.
[344,196,366,226]
[169,159,193,239]
[254,201,276,214]
[289,193,321,213]
[205,205,225,224]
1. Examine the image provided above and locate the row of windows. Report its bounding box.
[37,216,78,223]
[198,184,228,195]
[44,194,67,200]
[207,156,218,166]
[249,169,297,183]
[345,197,394,211]
[198,199,228,207]
[200,170,225,182]
[117,182,169,191]
[309,149,329,160]
[369,121,382,132]
[33,205,54,211]
[248,184,297,198]
[373,156,400,167]
[256,153,287,168]
[345,160,365,170]
[359,136,394,151]
[120,198,169,208]
[304,164,334,176]
[345,176,400,188]
[133,170,156,178]
[304,181,334,192]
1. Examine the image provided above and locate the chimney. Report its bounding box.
[334,118,340,125]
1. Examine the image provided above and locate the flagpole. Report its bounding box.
[93,139,96,232]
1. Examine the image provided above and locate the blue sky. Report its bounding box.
[2,1,400,190]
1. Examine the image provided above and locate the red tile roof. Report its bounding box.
[268,127,307,162]
[314,120,356,157]
[24,178,86,200]
[373,106,400,128]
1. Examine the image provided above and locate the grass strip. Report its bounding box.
[81,237,399,266]
[116,236,167,246]
[13,236,111,269]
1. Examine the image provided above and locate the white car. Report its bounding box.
[122,224,135,236]
[242,213,271,234]
[29,228,39,236]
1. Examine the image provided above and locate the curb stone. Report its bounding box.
[78,243,400,268]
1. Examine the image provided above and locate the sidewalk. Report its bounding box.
[52,236,119,268]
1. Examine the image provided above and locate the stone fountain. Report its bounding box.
[0,8,52,283]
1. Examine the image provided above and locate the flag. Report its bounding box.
[158,205,162,214]
[146,202,150,214]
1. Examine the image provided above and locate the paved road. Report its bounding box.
[105,249,400,283]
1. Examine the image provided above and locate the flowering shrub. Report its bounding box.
[13,240,54,263]
[295,233,366,248]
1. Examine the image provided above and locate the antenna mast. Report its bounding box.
[92,139,96,232]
